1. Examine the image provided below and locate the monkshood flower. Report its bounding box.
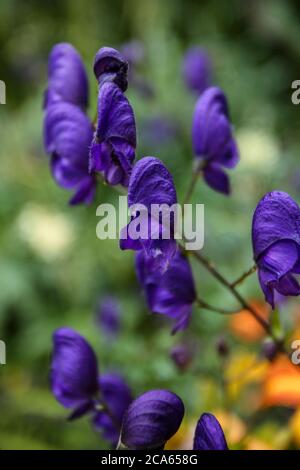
[50,328,132,445]
[170,343,194,371]
[135,250,196,333]
[44,43,89,109]
[182,46,212,95]
[120,390,184,450]
[50,328,99,418]
[192,86,239,195]
[96,296,121,338]
[120,157,178,272]
[93,46,128,92]
[93,373,132,445]
[44,102,96,204]
[89,81,136,186]
[193,413,228,450]
[252,191,300,308]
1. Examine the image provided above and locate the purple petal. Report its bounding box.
[252,191,300,261]
[191,87,238,193]
[120,157,178,271]
[193,413,228,450]
[96,297,121,338]
[203,163,230,195]
[135,250,196,333]
[50,328,99,411]
[120,389,184,450]
[93,47,128,92]
[45,43,88,109]
[93,372,132,446]
[90,82,136,186]
[182,47,212,95]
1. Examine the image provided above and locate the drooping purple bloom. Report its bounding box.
[182,46,212,95]
[50,328,99,417]
[120,157,178,272]
[93,373,132,446]
[170,343,194,371]
[93,47,128,92]
[120,389,184,450]
[135,250,196,333]
[192,86,239,195]
[96,296,121,338]
[44,43,89,109]
[89,81,136,186]
[193,413,228,450]
[252,191,300,308]
[44,102,96,204]
[50,328,132,446]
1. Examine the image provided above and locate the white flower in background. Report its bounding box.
[237,128,280,171]
[17,204,75,261]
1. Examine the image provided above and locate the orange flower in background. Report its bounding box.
[262,355,300,408]
[229,300,270,342]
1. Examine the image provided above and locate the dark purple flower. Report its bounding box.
[120,157,178,272]
[89,81,136,186]
[252,191,300,308]
[44,43,89,109]
[182,46,212,95]
[193,413,228,450]
[44,102,96,204]
[93,47,128,92]
[192,86,239,195]
[135,250,196,333]
[120,41,154,99]
[96,296,121,338]
[120,389,184,450]
[170,343,194,371]
[93,373,132,446]
[50,328,99,416]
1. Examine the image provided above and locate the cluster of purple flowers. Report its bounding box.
[51,327,227,449]
[43,44,136,203]
[45,41,300,451]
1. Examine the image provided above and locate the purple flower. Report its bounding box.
[44,43,89,109]
[120,389,184,450]
[135,250,196,333]
[252,191,300,308]
[192,86,239,195]
[44,102,96,205]
[93,47,128,92]
[96,296,121,338]
[170,343,194,371]
[50,328,99,417]
[93,373,132,446]
[182,47,212,95]
[50,328,132,446]
[89,81,136,186]
[193,413,228,450]
[120,157,178,272]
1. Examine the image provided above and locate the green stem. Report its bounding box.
[231,264,257,288]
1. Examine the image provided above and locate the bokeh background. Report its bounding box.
[1,0,300,450]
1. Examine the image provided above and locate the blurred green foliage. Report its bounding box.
[0,0,300,450]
